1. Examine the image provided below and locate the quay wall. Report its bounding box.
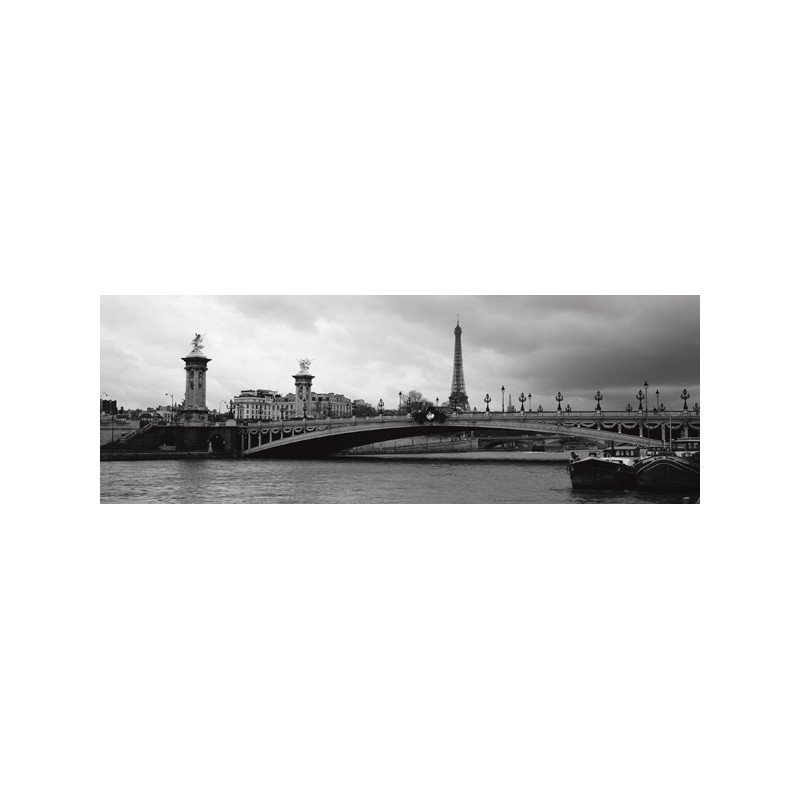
[100,423,243,458]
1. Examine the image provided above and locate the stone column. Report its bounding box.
[181,350,211,426]
[293,371,314,419]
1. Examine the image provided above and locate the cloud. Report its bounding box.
[100,295,700,412]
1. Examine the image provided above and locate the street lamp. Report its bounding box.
[484,393,491,412]
[693,402,700,413]
[655,390,660,413]
[644,381,649,417]
[594,390,603,412]
[399,391,402,414]
[681,389,690,411]
[528,393,532,413]
[501,385,505,412]
[566,404,571,413]
[626,403,633,412]
[378,398,384,416]
[555,391,563,412]
[636,389,644,412]
[435,397,439,407]
[519,392,526,413]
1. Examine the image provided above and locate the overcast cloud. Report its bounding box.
[100,295,700,414]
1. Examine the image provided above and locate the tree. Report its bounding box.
[401,389,429,415]
[400,390,449,423]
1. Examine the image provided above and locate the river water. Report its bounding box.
[100,457,696,503]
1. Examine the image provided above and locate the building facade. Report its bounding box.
[231,389,353,421]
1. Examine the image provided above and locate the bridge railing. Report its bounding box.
[119,421,156,440]
[243,410,698,428]
[446,411,698,420]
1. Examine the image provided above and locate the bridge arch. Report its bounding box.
[241,417,657,458]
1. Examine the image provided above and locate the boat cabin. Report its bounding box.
[671,437,700,460]
[603,446,640,459]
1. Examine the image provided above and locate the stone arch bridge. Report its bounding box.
[242,412,700,458]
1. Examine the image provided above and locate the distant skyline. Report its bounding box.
[100,295,700,414]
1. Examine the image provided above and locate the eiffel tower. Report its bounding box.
[448,317,470,411]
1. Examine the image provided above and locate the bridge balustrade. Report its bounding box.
[241,410,698,431]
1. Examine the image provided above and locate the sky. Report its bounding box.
[100,295,700,414]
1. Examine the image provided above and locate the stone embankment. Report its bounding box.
[338,450,593,463]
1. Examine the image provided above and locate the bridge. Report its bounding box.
[241,411,700,458]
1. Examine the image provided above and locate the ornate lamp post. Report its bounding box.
[655,390,660,413]
[636,389,644,413]
[378,398,384,416]
[537,404,543,413]
[399,391,402,414]
[528,393,532,413]
[566,404,571,413]
[681,389,690,411]
[594,390,603,412]
[519,392,526,413]
[435,397,439,407]
[555,391,563,412]
[644,381,649,417]
[626,403,633,412]
[484,393,491,412]
[501,385,505,413]
[693,402,700,413]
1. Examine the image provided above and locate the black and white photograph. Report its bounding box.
[101,295,700,503]
[6,2,797,800]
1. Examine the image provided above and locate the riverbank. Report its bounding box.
[336,450,591,463]
[100,451,237,461]
[100,449,592,463]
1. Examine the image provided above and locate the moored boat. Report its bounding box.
[568,444,640,489]
[633,445,700,492]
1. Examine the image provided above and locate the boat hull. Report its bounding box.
[568,458,635,490]
[634,455,700,491]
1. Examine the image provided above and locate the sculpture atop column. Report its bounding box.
[190,333,205,353]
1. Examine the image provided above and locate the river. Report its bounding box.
[100,456,696,503]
